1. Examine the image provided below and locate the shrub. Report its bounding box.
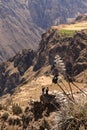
[8,116,21,126]
[68,101,87,120]
[40,118,50,130]
[2,112,9,121]
[12,104,22,115]
[61,100,87,130]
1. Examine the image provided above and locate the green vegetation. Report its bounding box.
[12,104,22,115]
[60,29,76,37]
[2,112,9,121]
[61,101,87,130]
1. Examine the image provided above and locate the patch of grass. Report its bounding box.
[60,29,76,37]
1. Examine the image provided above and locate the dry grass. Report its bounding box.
[52,21,87,31]
[60,98,87,130]
[11,75,86,108]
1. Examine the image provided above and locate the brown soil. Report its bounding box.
[12,75,87,108]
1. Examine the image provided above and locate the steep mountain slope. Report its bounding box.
[29,0,87,29]
[34,27,87,82]
[0,21,87,129]
[0,49,35,95]
[0,25,87,95]
[0,0,43,62]
[1,0,87,62]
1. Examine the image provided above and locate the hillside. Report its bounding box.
[0,23,87,95]
[0,0,43,62]
[29,0,87,29]
[1,0,87,62]
[34,27,87,76]
[0,22,87,129]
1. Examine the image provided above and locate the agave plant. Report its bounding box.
[52,54,87,102]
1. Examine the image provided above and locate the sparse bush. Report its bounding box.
[61,100,87,130]
[24,106,30,113]
[8,117,13,125]
[40,118,50,130]
[22,112,33,129]
[68,101,87,120]
[12,104,22,115]
[33,101,44,120]
[1,112,9,121]
[8,116,21,126]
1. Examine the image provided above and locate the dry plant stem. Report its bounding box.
[72,82,87,96]
[61,80,70,94]
[68,82,74,100]
[57,83,75,103]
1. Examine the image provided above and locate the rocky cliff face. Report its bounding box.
[34,28,87,80]
[3,0,87,30]
[0,26,87,94]
[1,0,87,62]
[0,27,87,94]
[0,49,35,95]
[0,0,43,62]
[29,0,87,29]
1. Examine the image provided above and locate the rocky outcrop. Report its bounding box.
[0,26,87,94]
[0,49,35,94]
[34,28,87,81]
[75,14,87,22]
[13,49,35,75]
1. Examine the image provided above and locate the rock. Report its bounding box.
[33,28,87,83]
[13,49,35,75]
[0,49,36,94]
[0,0,43,62]
[40,94,55,104]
